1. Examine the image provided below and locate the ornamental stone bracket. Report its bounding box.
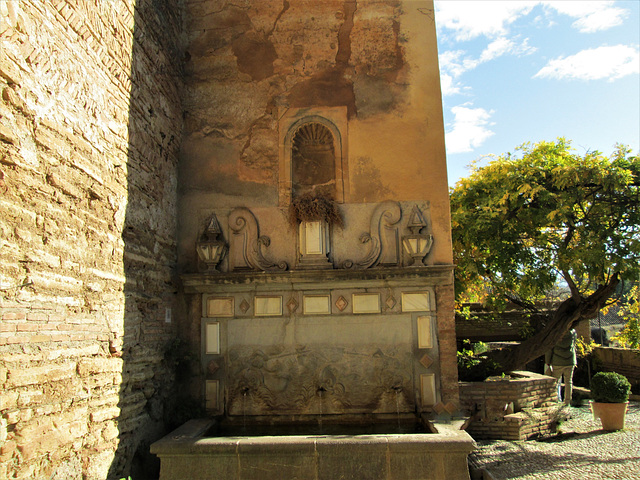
[342,201,402,269]
[228,207,288,272]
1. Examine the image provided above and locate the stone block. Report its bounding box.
[316,437,388,480]
[76,357,123,376]
[160,454,238,480]
[90,406,120,423]
[6,363,76,388]
[238,438,317,480]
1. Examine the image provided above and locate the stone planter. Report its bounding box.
[590,401,628,431]
[459,371,569,440]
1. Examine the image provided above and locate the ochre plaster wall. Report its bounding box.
[179,0,452,270]
[179,0,460,413]
[0,1,182,478]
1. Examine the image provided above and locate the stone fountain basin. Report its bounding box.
[151,417,475,480]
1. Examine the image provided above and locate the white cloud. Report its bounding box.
[435,1,536,41]
[480,36,537,63]
[439,37,536,81]
[541,1,628,32]
[535,44,640,81]
[435,1,628,41]
[446,105,496,154]
[440,73,463,96]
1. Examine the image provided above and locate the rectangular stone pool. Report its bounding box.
[151,417,475,480]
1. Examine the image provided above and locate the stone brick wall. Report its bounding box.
[459,371,567,441]
[1,1,182,478]
[594,347,640,388]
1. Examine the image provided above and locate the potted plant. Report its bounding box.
[590,371,631,431]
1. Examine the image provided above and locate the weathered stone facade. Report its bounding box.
[1,1,181,478]
[178,0,458,422]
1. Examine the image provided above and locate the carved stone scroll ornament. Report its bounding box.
[342,201,402,269]
[228,208,288,272]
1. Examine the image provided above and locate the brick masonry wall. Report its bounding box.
[594,347,640,387]
[1,1,182,478]
[460,371,566,441]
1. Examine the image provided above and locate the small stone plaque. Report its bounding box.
[335,295,348,312]
[352,293,380,314]
[420,374,436,407]
[254,296,283,316]
[417,316,433,348]
[205,322,220,354]
[286,297,299,314]
[206,297,234,317]
[205,380,219,410]
[303,295,330,315]
[303,221,323,254]
[419,353,434,369]
[239,299,250,313]
[402,292,430,312]
[385,295,397,310]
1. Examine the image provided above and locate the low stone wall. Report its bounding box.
[459,371,567,441]
[593,347,640,387]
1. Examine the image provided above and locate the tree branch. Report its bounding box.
[562,269,581,301]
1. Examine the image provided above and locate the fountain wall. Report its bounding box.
[177,0,459,419]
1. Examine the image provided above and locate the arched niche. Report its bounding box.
[291,122,336,200]
[278,107,349,206]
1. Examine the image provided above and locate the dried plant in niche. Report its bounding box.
[288,193,344,229]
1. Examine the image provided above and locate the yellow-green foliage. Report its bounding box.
[576,337,599,358]
[451,139,640,305]
[612,285,640,349]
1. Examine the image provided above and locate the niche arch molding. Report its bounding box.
[278,106,349,206]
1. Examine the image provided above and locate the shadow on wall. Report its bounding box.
[108,0,183,478]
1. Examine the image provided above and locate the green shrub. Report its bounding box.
[457,340,503,381]
[590,371,631,403]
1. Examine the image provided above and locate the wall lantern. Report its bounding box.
[196,214,227,272]
[402,205,433,267]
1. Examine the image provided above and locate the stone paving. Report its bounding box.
[469,401,640,479]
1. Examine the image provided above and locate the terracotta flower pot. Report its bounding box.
[590,401,628,431]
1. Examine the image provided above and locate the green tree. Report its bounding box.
[612,285,640,349]
[451,139,640,374]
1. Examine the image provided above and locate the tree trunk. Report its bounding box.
[486,275,620,373]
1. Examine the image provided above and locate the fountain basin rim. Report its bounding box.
[151,419,476,456]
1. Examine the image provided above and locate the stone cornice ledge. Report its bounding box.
[181,264,455,294]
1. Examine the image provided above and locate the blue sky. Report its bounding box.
[435,1,640,186]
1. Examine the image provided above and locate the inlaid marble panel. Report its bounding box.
[206,297,234,317]
[303,295,331,314]
[401,292,430,312]
[417,316,433,348]
[205,322,220,354]
[255,296,283,316]
[420,374,436,406]
[352,293,380,314]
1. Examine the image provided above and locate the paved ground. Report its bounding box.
[469,401,640,479]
